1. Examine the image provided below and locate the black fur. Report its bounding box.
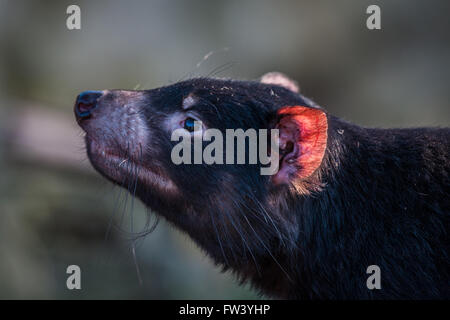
[76,77,450,299]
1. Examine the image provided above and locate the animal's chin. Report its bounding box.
[85,137,178,194]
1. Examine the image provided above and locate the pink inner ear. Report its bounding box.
[276,106,328,181]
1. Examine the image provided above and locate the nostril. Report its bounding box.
[75,90,103,119]
[77,102,95,114]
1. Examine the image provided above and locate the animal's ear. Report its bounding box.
[260,72,299,93]
[272,106,328,185]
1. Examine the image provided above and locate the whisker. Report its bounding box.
[198,97,222,121]
[216,210,239,265]
[206,61,236,78]
[177,47,231,82]
[209,210,229,266]
[105,187,125,241]
[131,243,143,286]
[196,47,230,68]
[242,195,289,249]
[118,159,128,168]
[129,145,141,284]
[222,208,261,276]
[239,210,293,283]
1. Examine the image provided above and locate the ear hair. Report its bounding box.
[260,72,299,93]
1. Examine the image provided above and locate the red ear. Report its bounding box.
[273,106,328,185]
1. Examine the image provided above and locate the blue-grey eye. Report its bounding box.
[184,117,196,132]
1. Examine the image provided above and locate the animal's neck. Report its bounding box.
[274,119,384,298]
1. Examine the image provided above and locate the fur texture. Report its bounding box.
[75,76,450,299]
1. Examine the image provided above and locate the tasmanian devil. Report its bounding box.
[74,72,449,299]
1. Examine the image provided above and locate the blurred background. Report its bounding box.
[0,0,449,299]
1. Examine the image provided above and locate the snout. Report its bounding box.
[73,89,148,157]
[74,90,103,121]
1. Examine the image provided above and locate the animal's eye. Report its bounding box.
[183,117,198,132]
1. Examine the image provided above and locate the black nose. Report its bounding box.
[74,90,103,120]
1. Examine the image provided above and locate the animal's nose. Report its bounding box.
[74,90,103,120]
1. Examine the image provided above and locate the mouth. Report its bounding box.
[85,137,178,193]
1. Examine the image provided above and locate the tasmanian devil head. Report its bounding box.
[74,73,330,297]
